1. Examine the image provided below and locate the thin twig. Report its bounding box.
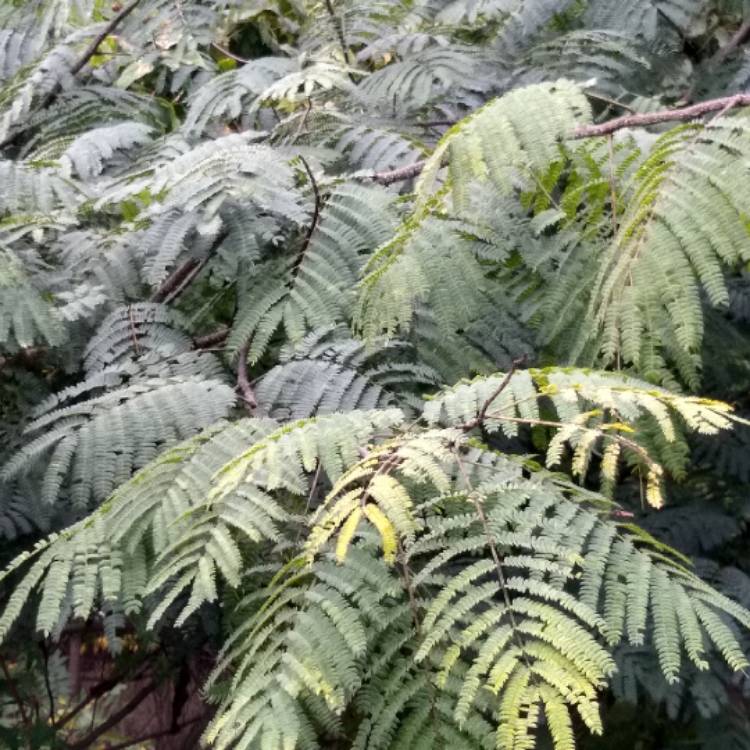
[210,41,250,64]
[70,0,143,77]
[235,340,257,413]
[398,543,422,635]
[452,450,533,670]
[291,156,322,280]
[607,135,618,235]
[127,304,141,355]
[463,355,527,432]
[585,91,636,114]
[371,160,427,186]
[193,326,229,350]
[39,641,55,724]
[415,120,457,128]
[296,460,322,545]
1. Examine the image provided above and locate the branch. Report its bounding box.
[291,156,322,280]
[323,0,355,80]
[152,231,227,305]
[210,41,251,64]
[70,0,143,77]
[365,92,750,188]
[712,20,750,66]
[193,326,229,350]
[0,656,31,728]
[0,1,141,149]
[150,259,201,304]
[39,641,55,725]
[66,680,158,750]
[236,340,257,413]
[571,93,750,139]
[101,713,208,750]
[371,160,427,186]
[462,355,528,432]
[54,666,139,729]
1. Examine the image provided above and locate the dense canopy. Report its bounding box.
[3,1,750,749]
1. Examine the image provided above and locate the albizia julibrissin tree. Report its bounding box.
[3,1,750,748]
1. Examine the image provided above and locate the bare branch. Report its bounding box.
[210,41,251,64]
[291,156,322,280]
[571,93,750,139]
[371,160,427,186]
[462,355,528,432]
[193,326,229,349]
[151,259,202,304]
[323,0,355,80]
[367,92,750,188]
[712,20,750,66]
[70,0,143,77]
[66,680,158,750]
[0,655,31,728]
[236,340,257,413]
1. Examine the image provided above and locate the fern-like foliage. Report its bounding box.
[2,366,749,750]
[2,1,750,748]
[230,182,397,361]
[555,120,750,387]
[256,326,439,417]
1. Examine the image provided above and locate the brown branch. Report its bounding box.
[66,680,158,750]
[31,0,144,118]
[210,41,251,64]
[71,0,143,77]
[39,641,56,724]
[152,230,228,305]
[0,0,143,150]
[291,156,322,280]
[53,668,133,729]
[366,92,750,188]
[571,93,750,139]
[462,355,528,432]
[0,656,31,728]
[151,259,201,304]
[101,713,209,750]
[193,326,229,350]
[235,340,257,413]
[323,0,355,80]
[712,20,750,66]
[371,159,427,186]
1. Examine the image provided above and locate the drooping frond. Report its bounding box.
[0,247,64,351]
[423,366,737,504]
[416,80,591,210]
[229,182,398,361]
[145,407,406,627]
[1,371,236,509]
[554,118,750,387]
[355,82,591,340]
[256,327,440,418]
[82,303,195,372]
[184,56,298,136]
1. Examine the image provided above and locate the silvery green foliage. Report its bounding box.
[2,1,750,749]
